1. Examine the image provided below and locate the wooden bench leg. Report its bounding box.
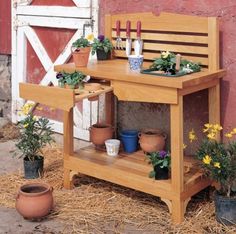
[171,198,185,223]
[63,168,72,189]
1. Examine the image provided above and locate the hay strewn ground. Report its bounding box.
[0,145,236,234]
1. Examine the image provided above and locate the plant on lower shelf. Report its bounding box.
[56,71,90,89]
[150,51,201,75]
[15,103,54,179]
[146,150,171,180]
[188,124,236,225]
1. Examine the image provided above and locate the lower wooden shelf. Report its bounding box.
[64,146,210,201]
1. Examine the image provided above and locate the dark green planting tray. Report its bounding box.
[140,68,197,77]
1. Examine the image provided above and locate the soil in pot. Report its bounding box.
[154,165,169,180]
[23,156,44,179]
[214,191,236,225]
[16,183,53,219]
[96,50,111,60]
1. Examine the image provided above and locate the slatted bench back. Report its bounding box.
[105,12,219,71]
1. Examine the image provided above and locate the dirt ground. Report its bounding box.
[0,139,66,234]
[1,122,236,234]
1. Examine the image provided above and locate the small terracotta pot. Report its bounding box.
[16,183,53,219]
[72,47,90,67]
[89,123,113,146]
[139,129,167,153]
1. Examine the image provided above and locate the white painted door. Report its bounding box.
[11,0,101,141]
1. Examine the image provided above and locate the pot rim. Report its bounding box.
[19,183,52,197]
[139,128,167,138]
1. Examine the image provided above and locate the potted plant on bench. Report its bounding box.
[15,103,54,179]
[71,34,94,67]
[56,70,90,89]
[91,35,113,60]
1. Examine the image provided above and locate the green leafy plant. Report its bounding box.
[16,111,54,161]
[191,124,236,197]
[91,35,113,55]
[72,34,94,51]
[56,71,89,89]
[146,150,171,178]
[150,51,201,75]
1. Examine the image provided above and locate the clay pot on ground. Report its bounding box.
[89,123,113,146]
[16,183,53,219]
[72,47,90,67]
[139,129,167,153]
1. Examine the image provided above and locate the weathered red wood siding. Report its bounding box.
[0,0,11,54]
[99,0,236,133]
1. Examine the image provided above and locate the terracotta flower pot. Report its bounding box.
[139,129,167,153]
[89,123,113,146]
[72,47,90,67]
[15,183,53,219]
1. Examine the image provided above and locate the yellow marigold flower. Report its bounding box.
[203,123,212,132]
[86,34,94,42]
[203,155,212,165]
[161,51,170,59]
[36,106,43,111]
[213,124,223,131]
[189,129,197,142]
[32,116,38,121]
[183,143,187,149]
[207,132,216,140]
[21,103,34,115]
[233,128,236,134]
[225,133,233,138]
[214,162,221,168]
[23,123,29,128]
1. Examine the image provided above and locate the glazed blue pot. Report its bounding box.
[120,130,139,153]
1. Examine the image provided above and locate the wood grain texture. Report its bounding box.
[19,83,75,111]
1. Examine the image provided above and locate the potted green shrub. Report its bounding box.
[192,124,236,225]
[15,103,54,179]
[91,35,113,60]
[146,150,171,180]
[56,70,89,89]
[71,34,94,67]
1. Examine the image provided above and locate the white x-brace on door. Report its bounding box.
[11,0,103,141]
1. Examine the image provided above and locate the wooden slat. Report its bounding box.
[208,17,219,70]
[114,50,209,66]
[74,85,113,101]
[19,83,74,111]
[112,41,208,55]
[112,31,208,44]
[111,12,208,34]
[114,50,208,66]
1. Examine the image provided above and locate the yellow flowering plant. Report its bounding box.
[194,124,236,197]
[15,104,54,161]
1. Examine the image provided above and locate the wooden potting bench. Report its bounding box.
[20,12,226,223]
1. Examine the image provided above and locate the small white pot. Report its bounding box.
[105,139,120,157]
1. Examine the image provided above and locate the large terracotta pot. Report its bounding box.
[139,129,167,153]
[72,47,90,67]
[16,183,53,219]
[89,123,113,146]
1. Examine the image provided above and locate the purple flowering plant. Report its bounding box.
[146,150,171,178]
[91,34,113,55]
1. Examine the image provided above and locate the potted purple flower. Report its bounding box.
[91,35,113,60]
[146,150,171,180]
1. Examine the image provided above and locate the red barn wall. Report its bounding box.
[99,0,236,134]
[0,0,11,54]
